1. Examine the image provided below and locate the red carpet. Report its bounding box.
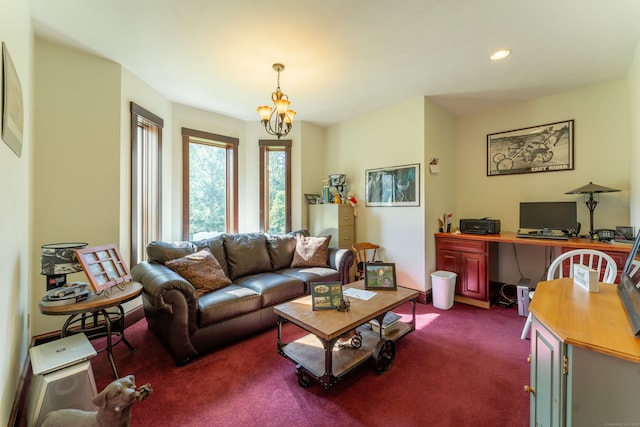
[91,302,530,427]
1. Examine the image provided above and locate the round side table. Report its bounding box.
[39,281,143,379]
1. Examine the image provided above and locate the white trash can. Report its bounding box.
[431,270,457,310]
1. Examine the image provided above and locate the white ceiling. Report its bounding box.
[29,0,640,127]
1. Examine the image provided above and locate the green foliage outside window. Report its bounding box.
[268,150,286,234]
[189,143,227,237]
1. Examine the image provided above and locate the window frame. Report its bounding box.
[182,127,239,239]
[259,139,291,233]
[130,102,163,267]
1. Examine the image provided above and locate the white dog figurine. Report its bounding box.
[41,375,152,427]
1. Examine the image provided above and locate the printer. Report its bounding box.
[460,218,501,234]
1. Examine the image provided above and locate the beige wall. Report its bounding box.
[298,122,326,231]
[424,99,457,287]
[325,97,428,291]
[629,40,640,228]
[455,79,631,284]
[0,0,32,423]
[32,40,122,335]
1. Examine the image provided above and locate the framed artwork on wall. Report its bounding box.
[365,163,419,207]
[487,119,574,176]
[1,42,24,157]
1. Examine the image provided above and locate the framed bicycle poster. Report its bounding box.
[487,120,574,176]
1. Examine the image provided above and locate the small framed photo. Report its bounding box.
[364,262,397,291]
[616,226,635,241]
[304,193,320,204]
[310,281,343,310]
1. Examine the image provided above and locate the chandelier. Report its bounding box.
[257,63,296,139]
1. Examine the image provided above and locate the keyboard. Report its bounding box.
[516,232,569,241]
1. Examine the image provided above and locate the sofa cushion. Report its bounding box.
[147,240,197,263]
[266,233,297,270]
[235,273,305,307]
[223,233,272,280]
[165,250,232,296]
[197,284,261,326]
[193,234,229,278]
[291,234,331,268]
[279,267,340,287]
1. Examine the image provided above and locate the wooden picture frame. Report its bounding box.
[487,120,574,176]
[310,281,343,310]
[304,193,320,204]
[365,164,420,207]
[1,42,24,157]
[75,244,131,293]
[364,262,397,290]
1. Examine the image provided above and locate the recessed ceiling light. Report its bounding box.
[490,49,511,61]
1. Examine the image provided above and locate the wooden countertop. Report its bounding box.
[529,278,640,364]
[435,231,632,253]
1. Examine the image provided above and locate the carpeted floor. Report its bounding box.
[90,301,530,427]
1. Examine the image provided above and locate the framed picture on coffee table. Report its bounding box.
[364,263,397,290]
[310,281,344,310]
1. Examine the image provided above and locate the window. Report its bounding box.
[259,140,291,233]
[130,102,163,267]
[182,128,238,239]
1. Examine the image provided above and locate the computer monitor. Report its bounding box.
[519,201,577,232]
[617,236,640,336]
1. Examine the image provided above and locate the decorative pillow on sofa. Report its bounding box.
[290,234,331,268]
[266,234,297,270]
[165,249,232,296]
[147,240,198,264]
[223,233,272,280]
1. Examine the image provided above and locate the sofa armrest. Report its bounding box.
[131,261,199,335]
[328,248,355,285]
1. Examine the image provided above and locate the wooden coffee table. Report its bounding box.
[274,281,418,389]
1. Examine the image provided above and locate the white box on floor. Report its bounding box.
[27,333,98,427]
[517,285,530,317]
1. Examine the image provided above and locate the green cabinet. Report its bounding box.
[529,318,566,427]
[529,317,640,426]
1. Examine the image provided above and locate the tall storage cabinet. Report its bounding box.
[309,204,355,249]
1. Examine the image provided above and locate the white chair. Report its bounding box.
[520,249,617,339]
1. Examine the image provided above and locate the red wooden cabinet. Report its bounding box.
[435,236,498,307]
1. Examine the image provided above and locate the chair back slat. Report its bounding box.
[547,249,617,284]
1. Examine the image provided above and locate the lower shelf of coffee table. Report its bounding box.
[280,322,411,379]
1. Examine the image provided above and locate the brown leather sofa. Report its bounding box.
[131,231,354,365]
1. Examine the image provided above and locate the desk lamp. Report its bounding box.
[40,242,87,291]
[565,182,620,238]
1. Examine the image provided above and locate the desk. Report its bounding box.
[434,231,631,308]
[39,281,143,378]
[527,278,640,425]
